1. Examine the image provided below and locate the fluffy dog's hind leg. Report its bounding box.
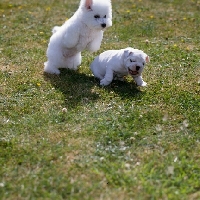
[66,53,82,70]
[44,61,60,75]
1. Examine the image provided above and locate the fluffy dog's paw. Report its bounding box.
[44,67,60,75]
[44,62,60,75]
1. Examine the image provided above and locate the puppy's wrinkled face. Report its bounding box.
[123,48,149,77]
[80,0,112,30]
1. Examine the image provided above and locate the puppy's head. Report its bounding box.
[123,47,149,77]
[79,0,112,30]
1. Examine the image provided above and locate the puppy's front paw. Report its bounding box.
[100,79,110,86]
[138,81,147,87]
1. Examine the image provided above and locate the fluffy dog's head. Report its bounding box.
[123,47,149,77]
[79,0,112,30]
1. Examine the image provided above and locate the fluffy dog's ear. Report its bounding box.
[84,0,93,10]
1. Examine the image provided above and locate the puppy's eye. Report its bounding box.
[94,15,100,19]
[130,59,135,62]
[143,62,145,66]
[104,15,106,18]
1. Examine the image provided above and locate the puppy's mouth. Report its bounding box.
[128,68,138,76]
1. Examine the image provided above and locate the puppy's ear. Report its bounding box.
[85,0,93,10]
[145,55,150,63]
[124,48,133,57]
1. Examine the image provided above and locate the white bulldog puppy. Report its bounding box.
[90,47,149,86]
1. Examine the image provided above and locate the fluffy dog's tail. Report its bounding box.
[52,26,60,34]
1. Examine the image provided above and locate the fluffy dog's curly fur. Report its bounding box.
[44,0,112,74]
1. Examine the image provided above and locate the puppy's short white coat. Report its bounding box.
[44,0,112,74]
[90,47,149,86]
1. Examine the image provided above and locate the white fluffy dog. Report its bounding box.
[90,47,149,86]
[44,0,112,74]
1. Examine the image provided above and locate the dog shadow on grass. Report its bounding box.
[44,69,145,109]
[102,79,145,100]
[43,69,99,109]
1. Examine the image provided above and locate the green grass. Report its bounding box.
[0,0,200,199]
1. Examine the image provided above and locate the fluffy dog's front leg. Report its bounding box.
[134,76,147,86]
[63,27,79,48]
[87,31,103,52]
[100,68,113,86]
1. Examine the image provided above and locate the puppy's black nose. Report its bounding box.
[136,66,140,71]
[101,23,106,28]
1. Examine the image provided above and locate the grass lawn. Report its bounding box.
[0,0,200,199]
